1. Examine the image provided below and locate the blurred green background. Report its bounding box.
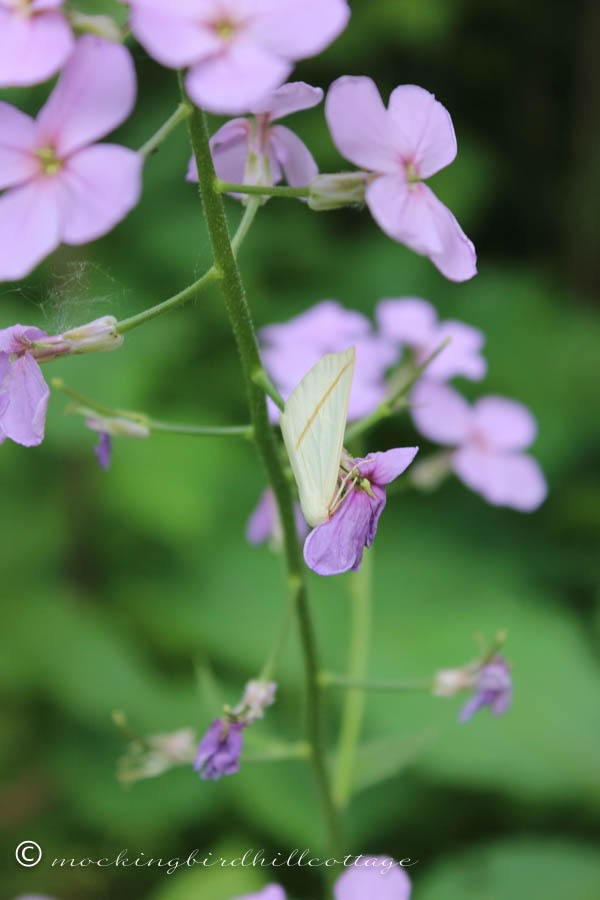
[2,0,599,898]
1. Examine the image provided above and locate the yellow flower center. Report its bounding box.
[36,146,63,176]
[214,20,236,40]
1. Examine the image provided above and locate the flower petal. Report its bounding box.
[185,38,291,115]
[376,297,438,346]
[246,489,277,545]
[334,857,412,900]
[251,81,323,120]
[366,178,477,282]
[209,118,251,183]
[411,380,472,446]
[0,8,73,88]
[388,84,457,178]
[56,144,142,245]
[251,0,350,60]
[304,490,373,576]
[425,320,487,381]
[452,447,548,511]
[326,76,397,172]
[0,102,38,189]
[128,4,221,68]
[269,125,318,186]
[471,396,537,450]
[0,324,48,354]
[36,36,137,157]
[0,352,49,446]
[94,432,112,470]
[0,180,61,281]
[358,447,419,485]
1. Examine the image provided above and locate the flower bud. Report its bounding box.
[85,415,149,439]
[234,679,277,723]
[308,172,368,211]
[60,316,123,354]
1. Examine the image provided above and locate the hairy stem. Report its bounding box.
[184,92,342,856]
[139,101,193,158]
[332,548,373,809]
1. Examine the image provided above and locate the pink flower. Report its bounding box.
[376,297,486,381]
[0,317,122,447]
[194,718,245,781]
[125,0,350,115]
[411,381,547,511]
[260,301,400,423]
[325,76,477,282]
[0,35,142,281]
[246,488,309,548]
[0,0,74,87]
[0,324,49,446]
[187,82,322,196]
[304,448,418,576]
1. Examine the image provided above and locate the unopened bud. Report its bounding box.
[308,172,367,211]
[433,667,474,697]
[85,415,149,439]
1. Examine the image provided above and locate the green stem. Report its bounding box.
[232,197,261,256]
[252,366,285,411]
[345,337,451,444]
[216,179,310,199]
[260,588,297,683]
[320,674,433,692]
[116,267,220,335]
[184,90,342,858]
[332,548,373,809]
[139,101,193,158]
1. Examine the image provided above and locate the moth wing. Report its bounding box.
[280,346,355,527]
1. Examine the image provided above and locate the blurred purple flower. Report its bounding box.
[325,77,477,281]
[376,297,486,381]
[125,0,350,115]
[246,488,308,548]
[188,82,322,197]
[232,888,286,900]
[260,301,400,423]
[459,656,512,722]
[194,718,245,781]
[411,381,547,511]
[304,447,418,576]
[0,0,74,87]
[0,36,141,281]
[334,858,412,899]
[230,857,412,900]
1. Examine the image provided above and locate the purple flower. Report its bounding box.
[260,301,400,423]
[334,858,412,899]
[194,717,245,781]
[459,656,512,722]
[85,414,150,469]
[125,0,350,115]
[0,35,141,281]
[0,317,123,448]
[231,889,285,900]
[246,488,309,548]
[0,325,50,446]
[325,76,477,281]
[376,297,486,381]
[0,0,74,87]
[411,381,548,511]
[304,447,418,576]
[230,858,412,900]
[188,82,322,197]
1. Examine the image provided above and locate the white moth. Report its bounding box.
[280,346,355,527]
